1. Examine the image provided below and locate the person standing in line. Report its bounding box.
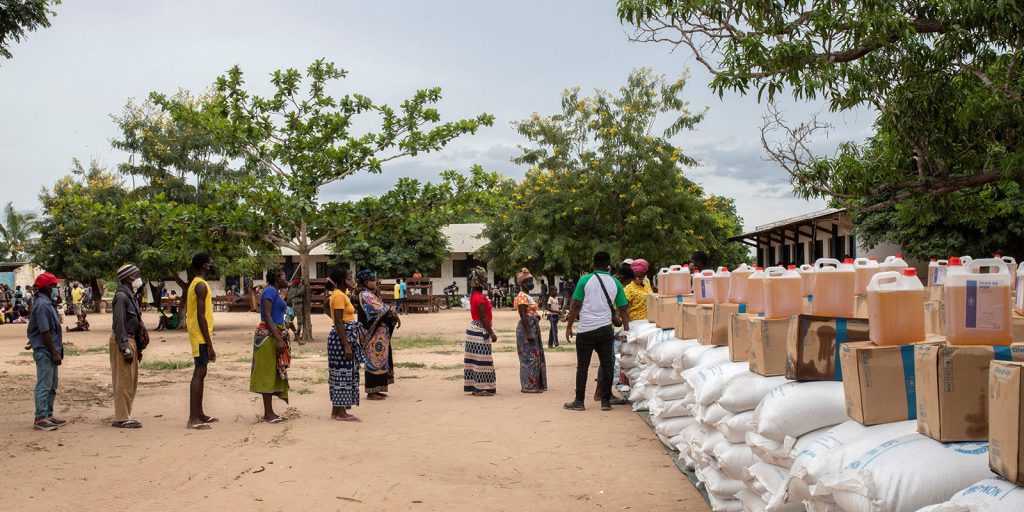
[393,279,402,314]
[624,259,653,322]
[514,268,547,393]
[356,269,400,400]
[545,290,561,348]
[27,273,66,431]
[70,283,84,325]
[563,251,630,412]
[110,265,149,429]
[539,279,548,299]
[327,267,363,421]
[186,253,218,430]
[399,278,407,314]
[287,277,306,343]
[464,266,497,396]
[250,269,291,423]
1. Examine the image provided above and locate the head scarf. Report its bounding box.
[630,259,649,276]
[117,264,140,283]
[470,266,488,289]
[356,269,377,284]
[516,268,533,286]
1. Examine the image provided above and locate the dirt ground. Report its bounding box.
[0,307,706,511]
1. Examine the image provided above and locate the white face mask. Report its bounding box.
[132,278,143,290]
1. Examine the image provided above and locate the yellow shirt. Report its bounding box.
[186,277,214,356]
[328,289,357,323]
[71,287,84,305]
[393,283,401,299]
[624,281,653,322]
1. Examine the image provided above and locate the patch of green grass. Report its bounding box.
[62,345,109,357]
[19,351,33,357]
[140,359,193,371]
[295,387,314,395]
[395,361,426,369]
[231,355,251,363]
[310,374,328,385]
[443,374,463,381]
[398,375,421,380]
[393,336,459,349]
[430,349,460,355]
[430,363,462,371]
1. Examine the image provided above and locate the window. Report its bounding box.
[814,240,824,260]
[315,262,329,279]
[849,234,857,258]
[452,259,487,279]
[835,236,848,259]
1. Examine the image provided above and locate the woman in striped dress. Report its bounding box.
[464,267,497,396]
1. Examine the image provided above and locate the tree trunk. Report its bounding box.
[299,249,314,341]
[89,276,101,313]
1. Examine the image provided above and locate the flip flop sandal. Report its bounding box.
[113,420,142,429]
[338,415,360,422]
[201,417,220,423]
[186,422,212,430]
[266,416,287,424]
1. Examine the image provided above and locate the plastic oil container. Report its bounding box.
[945,257,1013,346]
[1015,262,1024,316]
[728,263,753,304]
[867,269,926,345]
[694,269,716,304]
[712,267,731,304]
[746,267,766,315]
[662,265,692,296]
[853,257,881,295]
[655,267,669,292]
[997,254,1018,294]
[798,264,816,297]
[811,258,857,318]
[763,266,803,319]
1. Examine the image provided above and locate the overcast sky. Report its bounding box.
[0,0,875,231]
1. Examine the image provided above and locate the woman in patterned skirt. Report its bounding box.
[326,267,362,422]
[464,267,497,396]
[514,268,547,393]
[356,269,400,401]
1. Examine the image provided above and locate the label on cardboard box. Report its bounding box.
[916,343,1024,442]
[787,315,871,381]
[988,360,1024,485]
[729,311,751,362]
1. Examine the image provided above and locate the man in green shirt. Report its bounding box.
[287,278,306,339]
[563,251,630,412]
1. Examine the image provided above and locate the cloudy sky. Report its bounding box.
[0,0,875,231]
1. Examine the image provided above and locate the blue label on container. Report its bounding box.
[677,294,683,303]
[700,280,707,298]
[834,318,848,381]
[966,280,978,328]
[738,304,747,314]
[900,345,917,420]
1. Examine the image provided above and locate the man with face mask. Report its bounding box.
[110,264,149,428]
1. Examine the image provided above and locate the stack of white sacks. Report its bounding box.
[623,326,1006,512]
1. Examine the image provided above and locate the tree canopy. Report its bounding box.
[0,0,60,60]
[618,0,1024,258]
[480,69,748,278]
[0,201,39,261]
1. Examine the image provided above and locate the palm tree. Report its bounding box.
[0,202,39,261]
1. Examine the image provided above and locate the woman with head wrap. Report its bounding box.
[355,269,400,400]
[513,268,547,393]
[464,266,497,396]
[624,259,653,322]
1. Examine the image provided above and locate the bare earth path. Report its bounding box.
[0,308,706,511]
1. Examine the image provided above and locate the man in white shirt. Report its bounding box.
[563,251,630,411]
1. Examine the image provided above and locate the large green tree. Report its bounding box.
[327,166,511,277]
[155,59,493,339]
[480,69,748,279]
[618,0,1024,258]
[0,0,60,60]
[0,201,39,261]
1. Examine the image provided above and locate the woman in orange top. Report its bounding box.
[326,267,363,421]
[514,268,547,393]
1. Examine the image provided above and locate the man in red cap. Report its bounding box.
[27,272,66,431]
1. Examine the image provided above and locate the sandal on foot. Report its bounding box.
[112,420,142,429]
[186,422,211,430]
[200,416,220,423]
[266,416,286,424]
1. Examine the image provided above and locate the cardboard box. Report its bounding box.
[916,343,1024,442]
[786,315,871,381]
[924,300,946,337]
[989,360,1024,485]
[748,316,798,377]
[729,312,753,362]
[646,293,659,323]
[655,295,679,329]
[699,303,744,346]
[854,294,869,319]
[675,302,700,340]
[841,341,938,426]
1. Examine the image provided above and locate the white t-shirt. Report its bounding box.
[572,271,628,334]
